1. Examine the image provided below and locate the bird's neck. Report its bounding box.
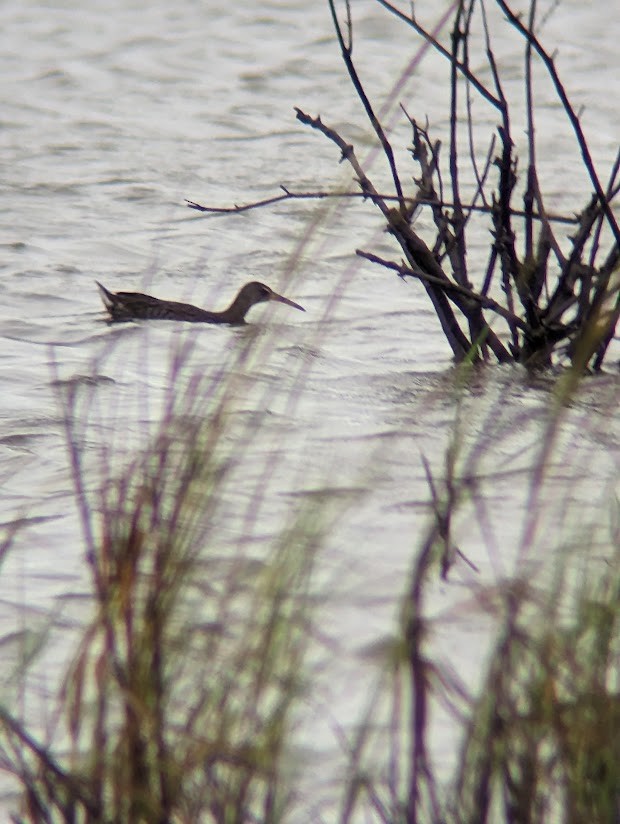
[219,292,254,324]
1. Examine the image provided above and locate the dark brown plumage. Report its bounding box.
[96,280,305,325]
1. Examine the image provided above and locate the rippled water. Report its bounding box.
[1,0,619,818]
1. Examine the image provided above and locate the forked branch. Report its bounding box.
[186,1,618,370]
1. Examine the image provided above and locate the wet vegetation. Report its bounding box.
[1,2,619,823]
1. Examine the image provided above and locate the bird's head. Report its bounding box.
[240,282,305,313]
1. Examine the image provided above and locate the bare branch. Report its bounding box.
[447,4,468,287]
[374,0,502,109]
[357,248,527,333]
[185,4,614,370]
[496,0,620,247]
[187,185,578,224]
[186,188,359,215]
[479,2,530,353]
[327,0,406,209]
[523,0,537,262]
[294,107,390,216]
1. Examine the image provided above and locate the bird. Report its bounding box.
[96,280,305,325]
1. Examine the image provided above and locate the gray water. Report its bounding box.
[1,0,619,819]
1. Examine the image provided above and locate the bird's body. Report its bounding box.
[96,281,304,325]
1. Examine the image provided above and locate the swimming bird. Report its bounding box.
[96,280,305,325]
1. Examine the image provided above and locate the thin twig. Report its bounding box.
[294,108,389,215]
[523,0,537,262]
[447,3,468,288]
[186,188,578,223]
[374,0,502,109]
[327,0,406,210]
[589,152,620,269]
[496,0,620,247]
[357,248,527,332]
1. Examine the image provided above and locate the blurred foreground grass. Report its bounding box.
[0,331,618,824]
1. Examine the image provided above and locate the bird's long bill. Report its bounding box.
[270,292,305,312]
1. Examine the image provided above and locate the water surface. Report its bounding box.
[1,0,619,818]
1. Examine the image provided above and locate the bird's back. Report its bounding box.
[96,282,221,323]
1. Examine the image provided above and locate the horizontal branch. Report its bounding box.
[186,187,346,214]
[186,187,578,224]
[357,248,529,331]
